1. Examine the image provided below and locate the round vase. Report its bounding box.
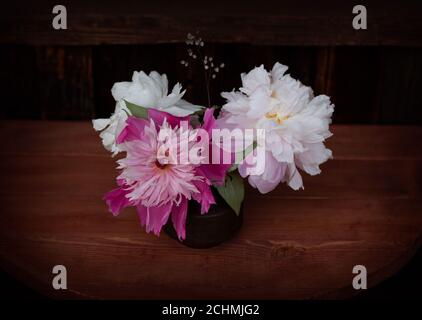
[163,191,243,248]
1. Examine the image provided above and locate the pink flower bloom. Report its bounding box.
[218,62,334,193]
[104,108,230,240]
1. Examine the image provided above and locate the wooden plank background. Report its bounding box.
[0,122,420,299]
[0,44,421,124]
[0,1,421,124]
[1,0,422,46]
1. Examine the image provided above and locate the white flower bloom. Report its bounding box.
[218,62,334,193]
[93,71,202,155]
[92,100,129,156]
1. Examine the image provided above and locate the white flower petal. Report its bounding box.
[92,118,110,131]
[111,81,131,101]
[246,86,271,119]
[271,62,288,81]
[284,163,303,190]
[240,65,270,95]
[245,151,285,194]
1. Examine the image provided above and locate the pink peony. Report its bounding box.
[104,108,230,240]
[218,62,334,193]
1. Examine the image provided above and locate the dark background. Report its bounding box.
[2,44,422,124]
[0,0,421,300]
[0,0,421,124]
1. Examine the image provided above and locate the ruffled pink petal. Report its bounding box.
[247,174,280,194]
[197,164,230,186]
[238,152,252,178]
[201,108,217,134]
[198,159,231,186]
[201,107,233,183]
[192,179,215,214]
[148,108,189,128]
[143,202,173,236]
[104,186,133,216]
[171,197,189,240]
[196,115,233,185]
[116,116,149,144]
[136,203,148,226]
[240,151,285,194]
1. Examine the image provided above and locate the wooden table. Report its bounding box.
[0,121,421,299]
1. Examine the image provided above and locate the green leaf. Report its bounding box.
[124,100,148,119]
[193,108,205,117]
[189,114,201,127]
[215,171,244,216]
[235,140,257,163]
[228,164,238,172]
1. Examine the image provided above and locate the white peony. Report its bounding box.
[93,70,202,155]
[218,62,334,193]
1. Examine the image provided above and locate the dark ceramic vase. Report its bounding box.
[163,190,243,248]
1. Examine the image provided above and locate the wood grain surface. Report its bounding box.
[1,0,422,46]
[0,121,421,299]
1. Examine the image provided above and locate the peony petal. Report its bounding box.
[103,186,133,216]
[116,116,149,144]
[248,174,279,194]
[172,98,203,114]
[111,81,131,102]
[241,151,284,194]
[192,179,216,214]
[295,142,332,176]
[202,138,233,185]
[201,107,217,134]
[157,83,185,108]
[92,118,110,131]
[271,62,288,81]
[148,108,189,128]
[144,202,173,236]
[240,65,271,95]
[136,203,148,226]
[246,86,271,119]
[197,161,231,186]
[171,197,189,240]
[284,163,303,190]
[149,71,169,96]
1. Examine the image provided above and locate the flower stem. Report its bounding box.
[195,47,211,107]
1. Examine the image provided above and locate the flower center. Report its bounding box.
[155,159,168,170]
[265,110,289,125]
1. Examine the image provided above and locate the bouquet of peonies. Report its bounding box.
[93,37,334,241]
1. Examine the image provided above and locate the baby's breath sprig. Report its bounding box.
[180,33,225,107]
